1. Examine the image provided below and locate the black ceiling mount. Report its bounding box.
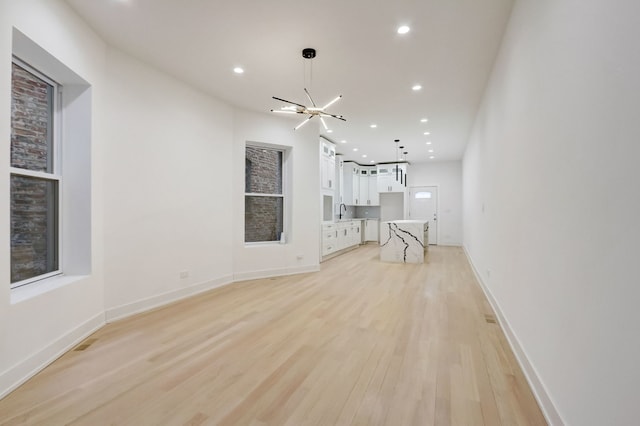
[302,48,316,59]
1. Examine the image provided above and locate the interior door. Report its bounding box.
[408,186,437,245]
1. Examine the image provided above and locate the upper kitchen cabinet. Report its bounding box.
[342,161,358,205]
[342,162,379,205]
[368,168,379,205]
[377,163,408,193]
[358,167,379,206]
[335,155,344,204]
[320,140,336,191]
[358,167,369,205]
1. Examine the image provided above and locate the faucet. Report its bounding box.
[338,203,347,220]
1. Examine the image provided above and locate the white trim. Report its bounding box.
[245,193,284,198]
[9,167,61,181]
[463,246,565,426]
[105,275,234,323]
[233,265,320,282]
[9,270,63,292]
[0,313,104,400]
[11,55,59,86]
[244,241,283,247]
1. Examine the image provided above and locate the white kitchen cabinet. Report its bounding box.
[358,168,369,205]
[368,169,379,205]
[336,155,344,204]
[341,163,379,205]
[351,166,360,204]
[337,221,362,250]
[356,166,379,205]
[342,162,357,205]
[320,141,336,191]
[377,163,408,193]
[321,223,338,256]
[337,222,349,251]
[351,220,362,245]
[364,219,379,242]
[321,220,361,258]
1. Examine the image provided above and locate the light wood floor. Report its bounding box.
[0,245,546,425]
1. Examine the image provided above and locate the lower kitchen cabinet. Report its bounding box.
[321,220,362,258]
[364,219,379,242]
[321,223,337,256]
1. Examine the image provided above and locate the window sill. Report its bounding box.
[245,241,286,247]
[11,274,90,305]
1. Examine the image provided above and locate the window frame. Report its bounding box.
[10,56,64,289]
[244,144,287,245]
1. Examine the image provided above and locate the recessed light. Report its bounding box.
[426,141,432,145]
[420,118,428,123]
[429,155,435,159]
[233,67,244,74]
[428,149,434,153]
[341,140,347,144]
[412,84,422,91]
[362,154,367,158]
[327,130,333,133]
[424,132,430,135]
[397,25,410,34]
[370,160,375,163]
[353,148,358,151]
[370,124,377,128]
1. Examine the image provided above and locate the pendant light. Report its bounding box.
[392,139,408,187]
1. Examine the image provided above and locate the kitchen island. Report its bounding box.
[380,220,429,263]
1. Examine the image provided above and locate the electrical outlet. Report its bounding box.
[486,269,491,278]
[296,254,304,260]
[180,270,189,279]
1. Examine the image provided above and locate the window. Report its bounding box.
[10,59,61,287]
[8,29,93,296]
[415,191,432,199]
[244,145,285,243]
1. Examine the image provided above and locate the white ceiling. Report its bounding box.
[65,0,513,164]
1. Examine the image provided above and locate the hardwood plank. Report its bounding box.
[0,245,546,425]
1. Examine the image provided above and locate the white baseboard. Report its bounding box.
[105,274,234,323]
[463,246,564,426]
[0,312,104,400]
[233,264,320,282]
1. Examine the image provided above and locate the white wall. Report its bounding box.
[463,0,640,424]
[0,0,107,396]
[408,161,462,246]
[232,112,320,280]
[0,0,322,399]
[102,48,236,319]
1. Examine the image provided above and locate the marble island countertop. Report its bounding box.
[380,220,429,263]
[383,219,428,225]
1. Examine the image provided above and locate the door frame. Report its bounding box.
[408,185,439,245]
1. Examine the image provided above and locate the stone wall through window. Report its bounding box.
[10,61,59,284]
[244,146,284,243]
